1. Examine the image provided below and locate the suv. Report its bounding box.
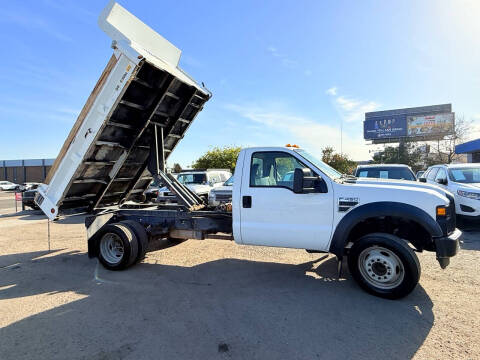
[158,169,232,202]
[420,163,480,219]
[355,164,417,181]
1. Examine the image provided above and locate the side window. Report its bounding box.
[250,152,306,190]
[435,168,447,182]
[427,168,439,181]
[358,171,368,177]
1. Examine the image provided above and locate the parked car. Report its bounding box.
[0,181,21,191]
[22,183,43,210]
[208,176,233,206]
[23,182,42,191]
[420,163,480,219]
[416,170,425,179]
[143,180,164,203]
[355,164,417,181]
[158,169,232,203]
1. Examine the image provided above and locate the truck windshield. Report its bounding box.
[224,176,234,186]
[449,167,480,184]
[294,149,342,179]
[356,167,416,181]
[177,173,207,185]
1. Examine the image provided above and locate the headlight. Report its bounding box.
[209,192,216,200]
[457,189,480,200]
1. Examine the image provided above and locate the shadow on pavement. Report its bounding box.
[0,212,86,226]
[0,249,434,360]
[457,218,480,251]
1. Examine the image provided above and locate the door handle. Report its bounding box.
[242,196,252,208]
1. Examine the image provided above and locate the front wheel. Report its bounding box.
[347,233,420,299]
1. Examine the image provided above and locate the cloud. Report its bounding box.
[326,87,380,123]
[326,87,337,96]
[181,54,202,68]
[267,46,280,57]
[267,45,297,68]
[225,103,370,160]
[1,11,72,42]
[0,98,80,124]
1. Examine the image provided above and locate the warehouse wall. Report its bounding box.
[0,159,54,183]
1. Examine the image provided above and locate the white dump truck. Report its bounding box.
[37,1,460,299]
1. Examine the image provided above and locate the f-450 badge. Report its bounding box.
[338,197,359,212]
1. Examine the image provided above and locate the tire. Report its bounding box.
[121,220,149,262]
[347,233,420,299]
[97,223,139,270]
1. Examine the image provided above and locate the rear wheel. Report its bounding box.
[347,233,420,299]
[121,220,149,262]
[98,223,138,270]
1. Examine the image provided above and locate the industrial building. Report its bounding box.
[455,139,480,163]
[0,159,54,184]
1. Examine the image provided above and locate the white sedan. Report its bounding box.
[421,163,480,218]
[0,181,21,191]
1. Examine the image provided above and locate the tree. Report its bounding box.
[372,141,424,172]
[172,163,182,173]
[427,115,473,165]
[192,146,242,173]
[321,147,356,174]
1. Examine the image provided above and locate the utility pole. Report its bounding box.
[340,119,343,154]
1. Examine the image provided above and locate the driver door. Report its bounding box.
[239,150,334,251]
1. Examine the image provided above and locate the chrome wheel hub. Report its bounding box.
[100,233,124,265]
[358,246,404,289]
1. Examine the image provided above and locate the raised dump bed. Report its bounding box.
[36,1,210,220]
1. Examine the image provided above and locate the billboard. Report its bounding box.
[407,113,454,137]
[364,115,407,140]
[364,104,453,142]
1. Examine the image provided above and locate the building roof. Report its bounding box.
[0,159,55,167]
[455,138,480,154]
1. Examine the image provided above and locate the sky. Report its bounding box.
[0,0,479,167]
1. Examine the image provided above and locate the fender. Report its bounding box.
[329,201,443,258]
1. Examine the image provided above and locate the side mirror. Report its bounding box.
[419,177,427,183]
[293,168,327,194]
[437,178,448,185]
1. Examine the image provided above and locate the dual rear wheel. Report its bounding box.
[97,221,149,270]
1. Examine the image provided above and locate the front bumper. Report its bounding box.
[454,194,480,217]
[434,228,461,269]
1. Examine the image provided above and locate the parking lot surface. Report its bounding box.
[0,192,479,359]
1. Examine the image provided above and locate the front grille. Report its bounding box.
[215,193,232,201]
